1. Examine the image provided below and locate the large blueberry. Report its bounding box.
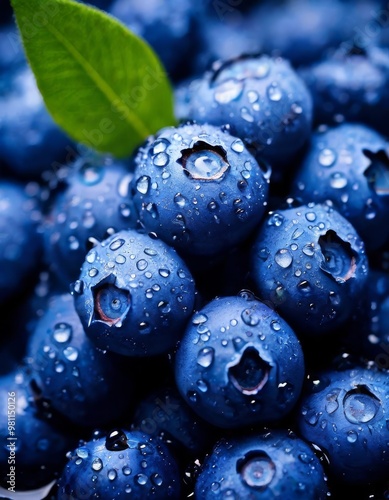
[291,123,389,251]
[250,202,369,336]
[72,229,196,356]
[195,430,329,499]
[56,429,181,498]
[132,122,270,259]
[174,292,305,428]
[297,366,389,484]
[183,54,312,171]
[300,45,389,135]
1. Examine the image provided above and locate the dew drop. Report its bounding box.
[214,79,244,104]
[330,172,348,189]
[267,83,282,101]
[231,139,245,153]
[241,308,260,326]
[108,469,117,481]
[153,152,169,167]
[63,346,78,361]
[197,347,215,368]
[136,175,150,195]
[53,323,72,343]
[275,248,293,268]
[110,239,125,251]
[319,148,337,167]
[91,458,103,471]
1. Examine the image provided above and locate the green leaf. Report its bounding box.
[11,0,176,157]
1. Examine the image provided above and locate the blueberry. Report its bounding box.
[174,292,305,428]
[291,123,389,251]
[132,122,270,259]
[109,0,202,81]
[26,293,134,427]
[195,429,329,499]
[43,151,138,285]
[131,385,214,457]
[0,369,77,490]
[182,54,312,172]
[56,429,181,498]
[300,45,389,135]
[250,201,369,336]
[0,180,42,303]
[297,366,389,484]
[72,229,196,356]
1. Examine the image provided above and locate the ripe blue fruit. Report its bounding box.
[195,429,329,499]
[43,151,138,285]
[72,229,196,356]
[300,45,389,135]
[297,366,389,484]
[291,123,389,251]
[56,429,181,499]
[250,201,369,336]
[132,122,270,259]
[174,292,305,428]
[182,54,312,171]
[27,293,134,427]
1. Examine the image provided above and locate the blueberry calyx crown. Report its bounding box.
[228,346,271,395]
[177,140,229,181]
[318,230,357,283]
[236,450,276,490]
[363,149,389,196]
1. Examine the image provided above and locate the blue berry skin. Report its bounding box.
[132,122,270,259]
[174,292,305,429]
[250,202,369,336]
[291,123,389,251]
[300,46,389,135]
[0,65,71,178]
[72,229,196,357]
[109,0,201,81]
[195,429,329,499]
[43,152,138,286]
[56,429,181,499]
[297,366,389,484]
[183,55,312,171]
[0,180,42,303]
[131,385,214,457]
[0,369,77,490]
[26,293,134,427]
[343,270,389,368]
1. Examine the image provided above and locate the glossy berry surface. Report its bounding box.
[175,293,305,428]
[183,54,312,171]
[297,366,389,484]
[195,429,329,499]
[250,202,369,336]
[26,293,133,427]
[56,429,181,499]
[291,123,389,251]
[0,180,42,302]
[72,229,196,356]
[132,122,270,259]
[43,152,138,285]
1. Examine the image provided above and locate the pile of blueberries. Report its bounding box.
[1,0,389,498]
